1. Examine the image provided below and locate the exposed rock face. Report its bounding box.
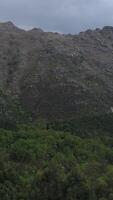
[0,22,113,119]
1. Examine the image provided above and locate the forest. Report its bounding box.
[0,89,113,199]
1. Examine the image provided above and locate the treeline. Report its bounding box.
[0,88,31,130]
[48,113,113,137]
[0,87,113,136]
[0,89,113,199]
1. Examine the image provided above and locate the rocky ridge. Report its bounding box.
[0,21,113,119]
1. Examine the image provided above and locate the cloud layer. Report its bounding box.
[0,0,113,33]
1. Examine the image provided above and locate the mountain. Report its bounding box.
[0,21,113,120]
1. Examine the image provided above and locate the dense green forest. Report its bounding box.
[0,89,113,199]
[1,123,113,200]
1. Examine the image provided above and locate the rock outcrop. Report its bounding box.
[0,22,113,119]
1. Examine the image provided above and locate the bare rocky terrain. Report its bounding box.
[0,21,113,119]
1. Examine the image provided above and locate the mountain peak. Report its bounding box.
[3,21,15,26]
[0,21,23,32]
[0,21,15,27]
[28,27,44,35]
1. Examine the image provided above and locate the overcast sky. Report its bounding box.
[0,0,113,33]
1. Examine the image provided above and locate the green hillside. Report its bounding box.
[0,123,113,200]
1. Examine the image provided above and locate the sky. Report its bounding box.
[0,0,113,33]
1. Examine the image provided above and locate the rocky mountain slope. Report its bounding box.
[0,21,113,120]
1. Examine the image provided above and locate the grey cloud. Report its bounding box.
[0,0,113,33]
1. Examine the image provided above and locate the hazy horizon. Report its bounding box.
[0,0,113,34]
